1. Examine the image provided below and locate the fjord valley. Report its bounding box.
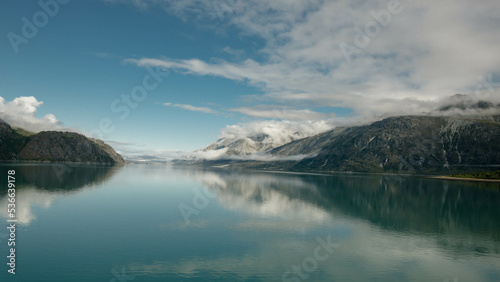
[2,98,499,177]
[2,1,500,280]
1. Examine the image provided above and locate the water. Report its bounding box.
[0,163,499,281]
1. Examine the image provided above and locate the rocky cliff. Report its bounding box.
[0,119,29,160]
[0,119,124,164]
[271,115,500,173]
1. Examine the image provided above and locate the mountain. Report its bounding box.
[271,115,500,173]
[0,118,124,164]
[187,95,500,174]
[198,131,309,158]
[0,119,29,160]
[203,133,294,156]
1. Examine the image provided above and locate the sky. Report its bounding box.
[1,0,499,157]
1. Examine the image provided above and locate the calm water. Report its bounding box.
[0,163,499,281]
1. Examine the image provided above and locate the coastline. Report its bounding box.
[0,160,124,166]
[424,176,500,183]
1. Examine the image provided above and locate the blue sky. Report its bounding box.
[1,0,499,156]
[1,1,265,152]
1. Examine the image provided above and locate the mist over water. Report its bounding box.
[0,164,499,281]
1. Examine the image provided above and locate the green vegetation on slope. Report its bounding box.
[13,127,35,137]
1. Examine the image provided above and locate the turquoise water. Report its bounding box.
[0,163,499,281]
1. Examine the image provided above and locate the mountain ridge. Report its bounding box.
[183,114,500,174]
[0,118,124,164]
[271,115,500,173]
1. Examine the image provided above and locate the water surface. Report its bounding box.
[0,164,499,281]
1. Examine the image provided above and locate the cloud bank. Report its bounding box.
[0,96,65,132]
[218,119,334,143]
[123,0,500,117]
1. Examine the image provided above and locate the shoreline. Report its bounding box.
[424,176,500,183]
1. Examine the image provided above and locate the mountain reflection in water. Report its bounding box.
[0,164,498,281]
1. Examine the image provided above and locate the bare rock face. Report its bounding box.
[0,119,14,159]
[0,119,124,164]
[89,138,124,164]
[272,115,500,173]
[0,119,29,160]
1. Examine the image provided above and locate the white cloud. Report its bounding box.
[188,149,314,162]
[0,96,66,132]
[218,119,334,142]
[122,0,500,118]
[221,46,245,58]
[230,106,335,120]
[164,102,220,114]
